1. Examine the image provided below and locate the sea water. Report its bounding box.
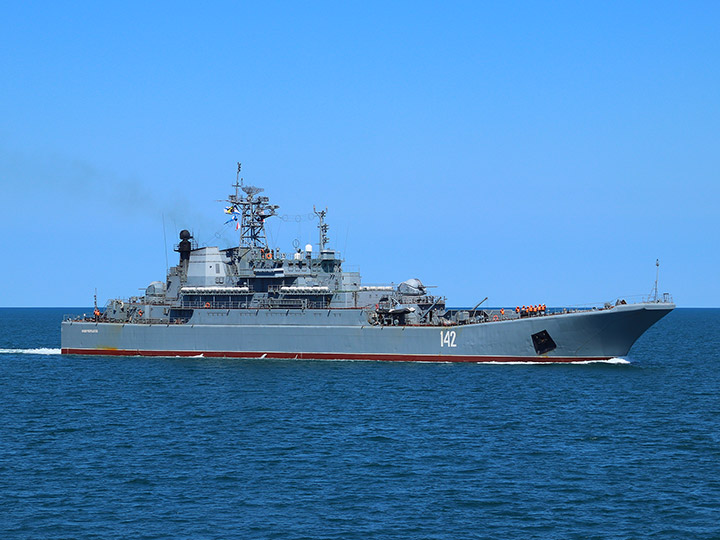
[1,308,719,539]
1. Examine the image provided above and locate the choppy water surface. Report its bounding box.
[1,308,719,539]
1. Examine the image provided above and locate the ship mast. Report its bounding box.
[225,163,278,250]
[314,206,329,251]
[233,162,241,200]
[652,258,660,302]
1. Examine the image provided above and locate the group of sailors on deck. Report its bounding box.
[516,304,546,318]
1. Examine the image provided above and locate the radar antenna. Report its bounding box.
[224,163,278,249]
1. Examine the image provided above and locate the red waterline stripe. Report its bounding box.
[61,348,610,363]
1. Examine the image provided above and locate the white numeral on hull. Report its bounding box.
[440,330,457,348]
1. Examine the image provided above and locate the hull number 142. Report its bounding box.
[440,330,457,348]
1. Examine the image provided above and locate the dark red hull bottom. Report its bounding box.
[62,348,614,363]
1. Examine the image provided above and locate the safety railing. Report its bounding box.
[180,298,331,310]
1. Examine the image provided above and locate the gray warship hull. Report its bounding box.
[61,301,673,362]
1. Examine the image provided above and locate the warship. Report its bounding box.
[62,165,675,362]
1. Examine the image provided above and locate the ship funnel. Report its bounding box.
[178,230,193,261]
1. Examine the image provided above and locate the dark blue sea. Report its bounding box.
[1,308,719,539]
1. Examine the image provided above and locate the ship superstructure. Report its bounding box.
[62,165,675,362]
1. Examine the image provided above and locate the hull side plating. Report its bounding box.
[62,302,674,362]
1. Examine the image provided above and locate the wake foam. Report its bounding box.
[0,348,62,355]
[479,357,630,365]
[576,357,630,365]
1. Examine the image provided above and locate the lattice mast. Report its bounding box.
[226,163,279,250]
[314,206,329,251]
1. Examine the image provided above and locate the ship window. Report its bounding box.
[215,264,220,274]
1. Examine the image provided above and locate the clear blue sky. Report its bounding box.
[1,2,718,307]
